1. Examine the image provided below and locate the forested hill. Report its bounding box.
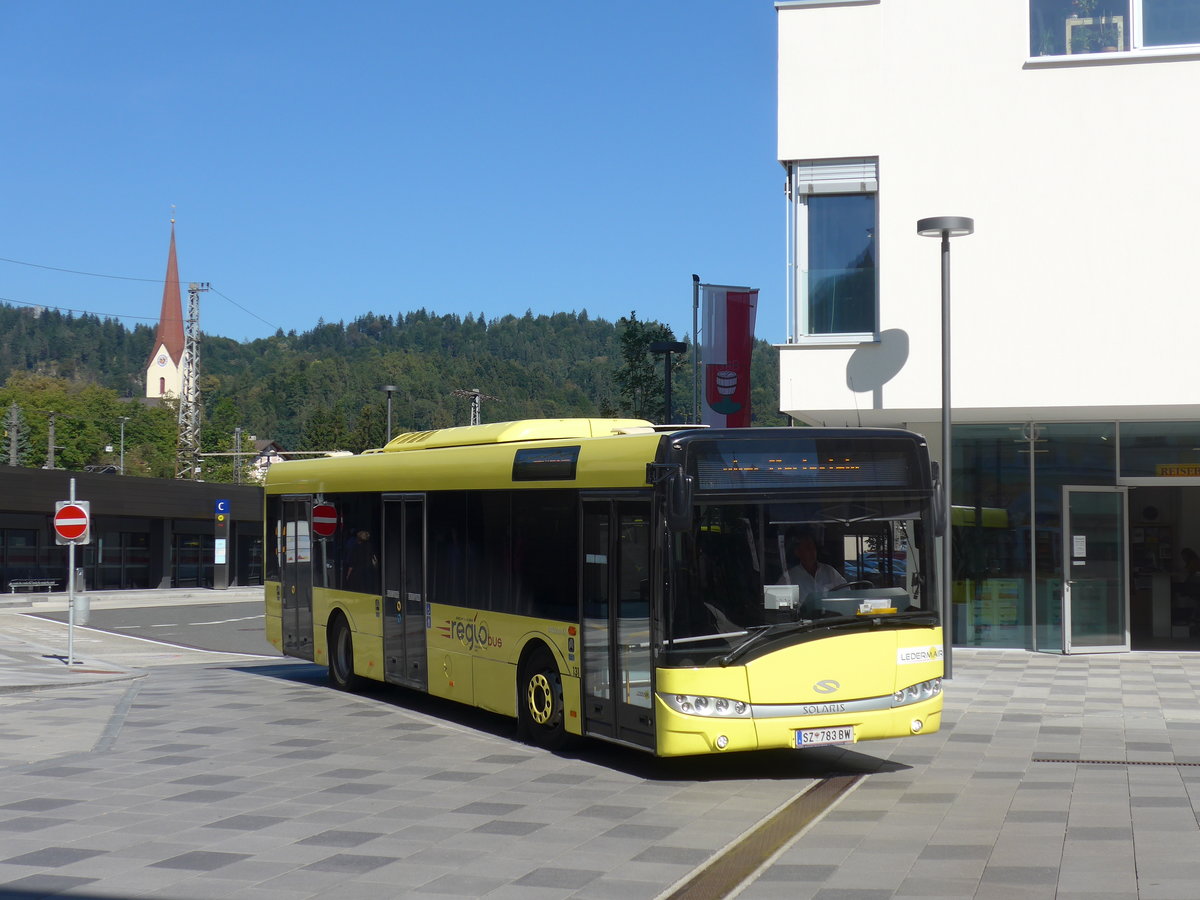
[0,304,783,475]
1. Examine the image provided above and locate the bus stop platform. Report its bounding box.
[0,586,263,692]
[3,595,1200,896]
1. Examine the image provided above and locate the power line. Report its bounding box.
[0,296,159,323]
[0,255,163,283]
[208,287,280,330]
[0,264,281,331]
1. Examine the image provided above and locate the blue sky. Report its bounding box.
[1,2,781,345]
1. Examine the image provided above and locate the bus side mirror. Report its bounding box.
[931,462,945,537]
[666,471,694,532]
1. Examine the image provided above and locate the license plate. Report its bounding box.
[796,725,855,748]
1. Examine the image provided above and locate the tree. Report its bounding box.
[750,339,787,427]
[613,312,687,423]
[4,306,787,461]
[0,373,179,473]
[347,403,386,453]
[201,396,243,483]
[299,406,348,453]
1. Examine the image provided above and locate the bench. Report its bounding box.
[7,579,58,593]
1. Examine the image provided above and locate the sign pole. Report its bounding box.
[214,499,230,590]
[692,275,700,424]
[54,484,90,666]
[67,478,75,666]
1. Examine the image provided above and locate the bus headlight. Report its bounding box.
[891,678,942,708]
[660,693,751,718]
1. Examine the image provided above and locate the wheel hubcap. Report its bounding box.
[527,672,554,725]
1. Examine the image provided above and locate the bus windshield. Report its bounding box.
[664,498,934,666]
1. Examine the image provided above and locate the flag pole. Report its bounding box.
[692,274,700,424]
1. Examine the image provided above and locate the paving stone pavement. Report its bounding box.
[4,595,1200,898]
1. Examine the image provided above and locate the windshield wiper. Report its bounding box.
[715,610,939,667]
[717,620,815,667]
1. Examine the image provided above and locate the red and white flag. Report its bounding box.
[701,285,758,427]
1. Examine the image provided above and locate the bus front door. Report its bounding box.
[383,495,428,689]
[279,498,314,660]
[581,499,654,749]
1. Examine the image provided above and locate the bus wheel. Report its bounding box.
[328,617,362,692]
[520,648,566,750]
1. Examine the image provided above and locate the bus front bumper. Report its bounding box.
[653,694,943,757]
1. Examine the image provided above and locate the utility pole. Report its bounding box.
[118,416,129,475]
[45,413,56,469]
[175,282,208,479]
[452,388,500,426]
[7,403,18,466]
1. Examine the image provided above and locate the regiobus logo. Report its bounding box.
[438,613,503,651]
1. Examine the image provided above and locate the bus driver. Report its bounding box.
[779,528,846,598]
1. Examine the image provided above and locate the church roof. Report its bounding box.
[147,222,185,367]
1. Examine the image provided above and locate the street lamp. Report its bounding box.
[118,416,129,475]
[383,385,397,442]
[234,426,243,485]
[917,215,974,679]
[650,341,688,424]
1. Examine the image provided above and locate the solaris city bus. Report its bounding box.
[264,418,944,757]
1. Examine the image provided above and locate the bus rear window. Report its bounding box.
[512,446,580,481]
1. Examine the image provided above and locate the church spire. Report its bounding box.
[144,217,187,401]
[147,218,185,368]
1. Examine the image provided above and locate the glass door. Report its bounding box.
[581,498,654,749]
[1062,486,1129,653]
[279,498,314,660]
[382,495,427,689]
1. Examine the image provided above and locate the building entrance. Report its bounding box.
[1063,486,1128,653]
[954,421,1200,653]
[1129,486,1200,650]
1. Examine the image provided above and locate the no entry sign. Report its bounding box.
[311,503,338,538]
[54,501,91,544]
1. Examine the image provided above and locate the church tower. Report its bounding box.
[145,221,185,401]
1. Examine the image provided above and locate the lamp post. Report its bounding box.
[917,215,973,679]
[118,416,129,475]
[650,340,688,424]
[234,426,243,485]
[383,385,397,442]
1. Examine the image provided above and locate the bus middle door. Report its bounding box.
[581,498,654,749]
[279,497,314,660]
[383,495,428,689]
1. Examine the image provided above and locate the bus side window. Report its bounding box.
[427,492,467,607]
[467,493,511,613]
[511,491,577,622]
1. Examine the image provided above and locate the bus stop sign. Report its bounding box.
[312,503,338,538]
[54,501,91,544]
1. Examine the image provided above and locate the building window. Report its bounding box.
[1119,421,1200,477]
[1030,0,1200,57]
[787,158,878,341]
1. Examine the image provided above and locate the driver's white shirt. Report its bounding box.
[782,563,846,598]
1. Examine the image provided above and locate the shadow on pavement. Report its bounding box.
[225,659,911,784]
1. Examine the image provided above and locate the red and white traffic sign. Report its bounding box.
[54,501,91,544]
[311,503,338,538]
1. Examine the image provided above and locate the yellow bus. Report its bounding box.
[264,419,943,757]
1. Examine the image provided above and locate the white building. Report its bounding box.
[776,0,1200,653]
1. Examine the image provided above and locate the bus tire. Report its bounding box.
[328,616,362,692]
[519,647,567,750]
